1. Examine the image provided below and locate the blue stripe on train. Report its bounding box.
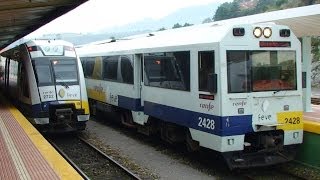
[144,101,253,136]
[31,101,66,117]
[118,95,143,111]
[107,95,253,136]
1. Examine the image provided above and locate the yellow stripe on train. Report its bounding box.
[276,111,303,130]
[87,88,107,103]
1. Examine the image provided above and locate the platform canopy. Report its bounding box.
[206,4,320,38]
[0,0,87,50]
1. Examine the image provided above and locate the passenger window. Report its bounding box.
[121,56,133,84]
[144,51,190,91]
[103,56,119,81]
[19,62,29,98]
[92,56,102,80]
[80,57,95,78]
[198,51,214,91]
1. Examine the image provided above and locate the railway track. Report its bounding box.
[239,167,307,180]
[78,136,141,180]
[47,135,141,180]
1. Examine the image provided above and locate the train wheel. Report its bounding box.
[160,122,185,144]
[120,111,135,128]
[89,99,96,116]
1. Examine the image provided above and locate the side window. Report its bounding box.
[121,56,133,84]
[103,56,119,81]
[85,60,95,78]
[80,57,95,78]
[144,51,190,91]
[92,56,102,80]
[19,62,29,98]
[198,51,214,92]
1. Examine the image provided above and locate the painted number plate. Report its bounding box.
[277,111,303,130]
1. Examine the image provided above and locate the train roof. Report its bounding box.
[76,23,290,56]
[24,39,74,47]
[0,39,74,58]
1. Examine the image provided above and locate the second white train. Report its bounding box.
[77,23,303,168]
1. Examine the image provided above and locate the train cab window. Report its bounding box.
[227,51,250,93]
[120,56,133,84]
[251,51,297,91]
[52,58,78,85]
[103,56,119,81]
[34,64,53,86]
[198,51,214,92]
[144,51,190,91]
[227,50,297,93]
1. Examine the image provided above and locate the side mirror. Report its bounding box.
[207,73,217,93]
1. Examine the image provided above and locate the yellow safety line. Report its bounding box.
[0,116,31,180]
[303,119,320,134]
[6,104,83,180]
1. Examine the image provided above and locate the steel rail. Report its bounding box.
[78,136,142,180]
[47,139,91,180]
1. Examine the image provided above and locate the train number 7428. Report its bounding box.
[198,117,215,130]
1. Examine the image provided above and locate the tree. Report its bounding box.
[202,17,213,24]
[158,27,166,31]
[183,23,193,27]
[172,23,183,29]
[214,1,241,21]
[213,2,231,21]
[311,37,320,87]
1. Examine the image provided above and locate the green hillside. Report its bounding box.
[213,0,320,21]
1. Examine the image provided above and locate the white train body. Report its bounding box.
[0,40,89,132]
[77,24,303,168]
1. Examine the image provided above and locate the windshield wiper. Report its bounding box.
[55,73,69,88]
[273,90,281,94]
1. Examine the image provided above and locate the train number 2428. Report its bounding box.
[198,117,215,130]
[285,117,301,124]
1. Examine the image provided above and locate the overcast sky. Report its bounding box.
[27,0,231,37]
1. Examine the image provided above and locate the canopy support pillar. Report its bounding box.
[302,36,312,112]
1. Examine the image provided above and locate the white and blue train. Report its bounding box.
[77,23,303,168]
[0,40,89,132]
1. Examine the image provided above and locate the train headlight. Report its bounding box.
[263,27,272,38]
[253,27,262,38]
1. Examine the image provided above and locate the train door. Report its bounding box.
[134,54,144,106]
[131,53,148,125]
[18,60,32,114]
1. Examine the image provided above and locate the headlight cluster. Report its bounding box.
[253,27,272,38]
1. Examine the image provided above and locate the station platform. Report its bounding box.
[296,104,320,168]
[303,104,320,134]
[0,94,82,179]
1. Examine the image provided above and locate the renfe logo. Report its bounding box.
[233,100,247,107]
[200,102,214,111]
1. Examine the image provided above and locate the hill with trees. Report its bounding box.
[213,0,319,21]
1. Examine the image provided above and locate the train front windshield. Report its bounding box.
[32,57,79,86]
[227,50,297,93]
